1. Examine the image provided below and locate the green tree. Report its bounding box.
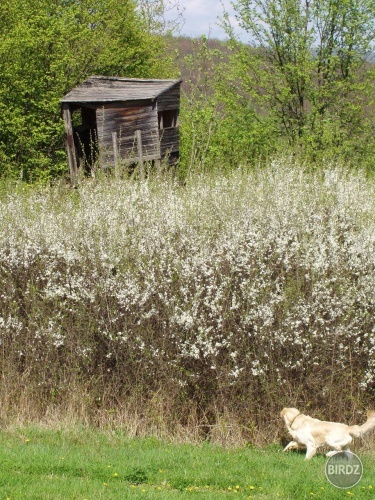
[179,36,277,176]
[227,0,375,165]
[0,0,177,181]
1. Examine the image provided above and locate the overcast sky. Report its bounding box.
[165,0,248,41]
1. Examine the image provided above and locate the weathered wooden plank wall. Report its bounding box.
[157,85,181,158]
[157,85,181,112]
[96,104,160,165]
[159,128,179,156]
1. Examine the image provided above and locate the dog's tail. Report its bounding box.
[348,410,375,438]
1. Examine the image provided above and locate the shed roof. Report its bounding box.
[61,76,182,104]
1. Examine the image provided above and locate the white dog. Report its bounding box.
[281,407,375,460]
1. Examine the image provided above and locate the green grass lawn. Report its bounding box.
[0,427,373,499]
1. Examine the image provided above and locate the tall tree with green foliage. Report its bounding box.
[0,0,176,181]
[227,0,375,166]
[178,36,277,176]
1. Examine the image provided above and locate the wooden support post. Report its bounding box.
[62,103,78,186]
[136,129,144,180]
[112,131,118,167]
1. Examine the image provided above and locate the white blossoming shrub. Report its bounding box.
[0,160,374,439]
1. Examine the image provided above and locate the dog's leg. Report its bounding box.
[305,445,317,460]
[326,436,352,458]
[283,441,300,452]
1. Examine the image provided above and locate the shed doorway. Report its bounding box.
[72,106,98,172]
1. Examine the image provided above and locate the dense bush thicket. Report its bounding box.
[0,162,374,442]
[0,0,374,445]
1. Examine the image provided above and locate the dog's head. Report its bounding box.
[280,407,300,428]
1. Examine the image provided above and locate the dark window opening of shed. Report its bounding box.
[158,110,179,129]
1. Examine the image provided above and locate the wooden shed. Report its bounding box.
[61,76,182,182]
